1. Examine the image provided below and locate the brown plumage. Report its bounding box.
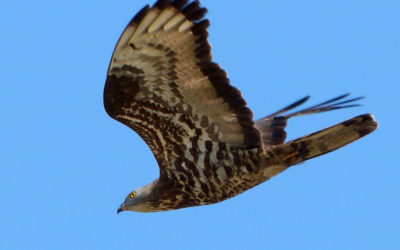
[104,0,378,213]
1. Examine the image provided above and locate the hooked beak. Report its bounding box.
[117,204,126,214]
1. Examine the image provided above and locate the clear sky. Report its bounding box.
[1,0,399,249]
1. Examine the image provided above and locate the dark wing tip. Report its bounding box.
[282,93,366,118]
[192,19,210,36]
[172,0,189,9]
[243,129,263,148]
[181,1,207,21]
[265,95,311,118]
[153,0,171,9]
[152,0,209,21]
[131,5,151,25]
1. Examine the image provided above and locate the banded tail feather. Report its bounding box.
[267,114,377,168]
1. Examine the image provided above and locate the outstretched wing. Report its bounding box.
[255,94,363,146]
[104,1,261,179]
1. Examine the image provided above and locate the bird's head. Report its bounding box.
[117,180,157,213]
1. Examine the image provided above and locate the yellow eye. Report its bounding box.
[129,191,136,199]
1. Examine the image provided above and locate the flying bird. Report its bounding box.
[104,0,378,213]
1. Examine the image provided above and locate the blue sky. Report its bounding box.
[1,0,399,249]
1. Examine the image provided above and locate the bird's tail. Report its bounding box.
[261,114,377,177]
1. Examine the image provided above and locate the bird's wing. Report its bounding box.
[104,1,261,180]
[255,94,364,146]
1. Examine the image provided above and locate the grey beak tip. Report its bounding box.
[117,204,124,214]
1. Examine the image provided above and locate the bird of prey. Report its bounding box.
[104,0,378,213]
